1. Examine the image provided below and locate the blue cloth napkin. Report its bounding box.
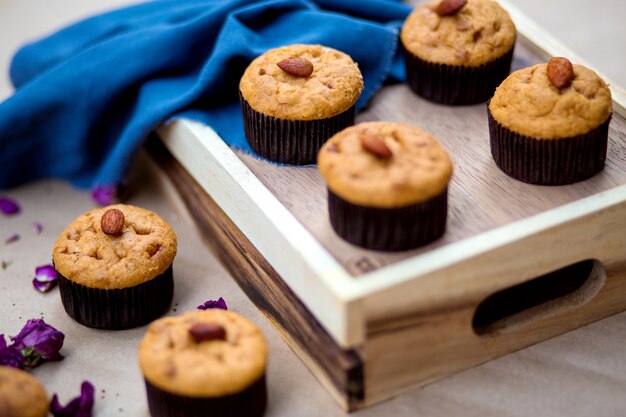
[0,0,410,192]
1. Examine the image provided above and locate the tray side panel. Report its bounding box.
[363,262,626,405]
[359,193,626,403]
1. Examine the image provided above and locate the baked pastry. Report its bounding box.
[318,121,453,251]
[400,0,516,104]
[139,310,267,417]
[53,204,177,329]
[239,44,363,164]
[488,57,612,184]
[0,366,49,417]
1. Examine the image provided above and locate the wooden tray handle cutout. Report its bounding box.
[473,259,606,336]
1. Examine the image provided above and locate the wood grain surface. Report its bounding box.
[237,39,626,276]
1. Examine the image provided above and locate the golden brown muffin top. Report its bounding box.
[138,310,267,397]
[239,44,363,121]
[318,122,453,208]
[401,0,516,67]
[52,204,177,289]
[489,62,612,139]
[0,366,49,417]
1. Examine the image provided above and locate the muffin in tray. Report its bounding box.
[488,57,612,185]
[0,366,49,417]
[318,121,453,251]
[139,310,267,417]
[53,204,177,330]
[239,44,363,164]
[401,0,516,104]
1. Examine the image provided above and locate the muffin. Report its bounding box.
[239,44,364,164]
[139,310,267,417]
[53,204,177,330]
[0,366,49,417]
[488,57,612,184]
[400,0,516,104]
[318,122,453,251]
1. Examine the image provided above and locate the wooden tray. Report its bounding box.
[153,0,626,411]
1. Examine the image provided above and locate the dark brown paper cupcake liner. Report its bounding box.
[402,45,514,105]
[488,108,611,185]
[328,188,448,252]
[57,266,174,330]
[145,375,267,417]
[239,92,355,164]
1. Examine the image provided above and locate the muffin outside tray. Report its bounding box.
[52,204,178,331]
[57,266,174,330]
[139,310,268,417]
[145,377,266,417]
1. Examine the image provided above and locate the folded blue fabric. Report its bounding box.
[0,0,410,192]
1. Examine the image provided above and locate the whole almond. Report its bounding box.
[547,57,574,89]
[277,57,314,77]
[435,0,467,16]
[361,133,393,159]
[188,323,226,343]
[101,209,125,236]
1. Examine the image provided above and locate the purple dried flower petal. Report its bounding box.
[5,233,19,244]
[0,197,20,215]
[197,297,228,311]
[33,278,57,293]
[0,334,6,350]
[51,380,95,417]
[33,222,43,235]
[0,344,25,369]
[10,319,64,367]
[91,184,118,206]
[34,265,58,292]
[35,264,57,282]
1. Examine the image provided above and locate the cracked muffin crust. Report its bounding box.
[489,63,612,139]
[401,0,516,67]
[53,204,177,289]
[0,366,49,417]
[239,44,363,121]
[139,311,268,416]
[318,122,453,208]
[139,310,267,398]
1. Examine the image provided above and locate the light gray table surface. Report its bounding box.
[1,1,625,416]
